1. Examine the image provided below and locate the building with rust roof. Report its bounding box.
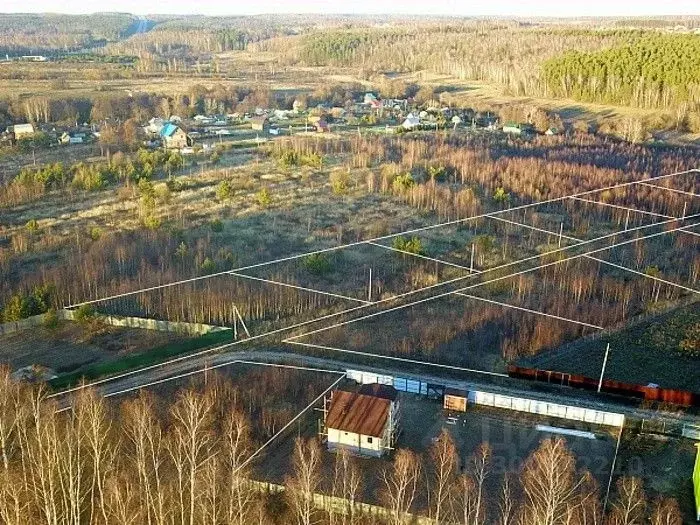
[324,385,399,457]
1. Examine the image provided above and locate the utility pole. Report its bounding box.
[598,343,611,393]
[367,268,372,302]
[558,222,564,248]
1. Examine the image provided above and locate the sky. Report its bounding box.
[2,0,700,17]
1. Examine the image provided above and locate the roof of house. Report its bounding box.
[445,387,468,398]
[358,383,398,401]
[14,123,34,133]
[326,390,392,438]
[160,123,180,137]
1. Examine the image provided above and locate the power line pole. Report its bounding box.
[598,343,611,393]
[367,268,372,302]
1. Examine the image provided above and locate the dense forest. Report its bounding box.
[0,13,139,56]
[542,35,700,110]
[0,368,684,524]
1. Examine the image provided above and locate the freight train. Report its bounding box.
[507,365,700,408]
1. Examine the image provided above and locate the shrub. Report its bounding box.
[216,180,233,201]
[73,304,96,323]
[302,253,332,275]
[330,171,349,195]
[392,236,425,255]
[256,187,272,207]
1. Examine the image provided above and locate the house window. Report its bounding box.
[367,437,373,444]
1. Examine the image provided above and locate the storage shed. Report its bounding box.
[443,388,468,412]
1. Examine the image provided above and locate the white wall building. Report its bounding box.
[324,384,399,458]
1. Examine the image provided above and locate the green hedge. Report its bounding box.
[49,330,232,391]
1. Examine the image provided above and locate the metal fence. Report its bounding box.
[346,369,626,428]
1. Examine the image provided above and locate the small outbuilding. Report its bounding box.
[251,116,269,132]
[324,384,399,458]
[443,388,468,412]
[13,123,35,139]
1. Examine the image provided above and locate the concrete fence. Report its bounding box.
[61,309,232,336]
[0,312,56,336]
[249,479,434,524]
[0,309,231,337]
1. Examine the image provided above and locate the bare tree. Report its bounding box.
[330,447,362,525]
[606,477,646,525]
[497,474,515,525]
[223,410,254,525]
[286,437,322,525]
[166,389,216,525]
[123,392,169,525]
[470,442,491,525]
[457,473,476,525]
[520,438,590,525]
[429,429,459,524]
[648,498,682,525]
[382,448,422,525]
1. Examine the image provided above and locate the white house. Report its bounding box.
[13,123,35,139]
[324,384,399,458]
[402,113,421,130]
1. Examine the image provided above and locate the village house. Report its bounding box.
[503,122,535,136]
[13,123,35,140]
[159,123,192,149]
[402,113,421,130]
[250,115,269,132]
[59,132,87,145]
[314,118,330,133]
[324,384,399,457]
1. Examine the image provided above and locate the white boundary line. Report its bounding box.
[569,196,675,219]
[284,216,700,344]
[284,340,509,378]
[637,181,697,198]
[453,293,605,330]
[490,215,700,296]
[228,272,371,304]
[56,359,344,412]
[603,423,625,512]
[236,372,347,473]
[50,214,700,399]
[586,256,699,296]
[66,169,699,308]
[367,241,477,273]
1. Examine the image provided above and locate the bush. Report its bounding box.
[210,219,224,232]
[256,187,272,207]
[392,236,425,255]
[330,171,349,195]
[302,253,332,275]
[73,304,96,324]
[143,215,162,230]
[216,180,233,201]
[42,309,59,329]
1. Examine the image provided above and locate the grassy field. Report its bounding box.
[615,430,698,523]
[523,301,700,392]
